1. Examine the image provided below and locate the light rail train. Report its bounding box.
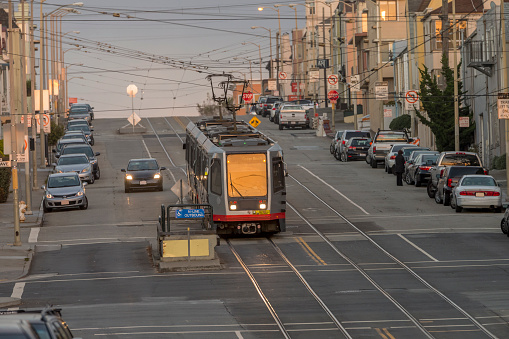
[184,117,286,235]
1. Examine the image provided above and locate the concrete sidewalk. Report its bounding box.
[0,167,50,308]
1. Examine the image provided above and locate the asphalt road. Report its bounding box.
[1,116,508,338]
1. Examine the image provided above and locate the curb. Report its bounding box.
[0,297,21,308]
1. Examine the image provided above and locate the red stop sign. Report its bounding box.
[243,92,253,102]
[328,90,339,102]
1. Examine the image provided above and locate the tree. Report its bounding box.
[416,54,475,151]
[196,93,230,117]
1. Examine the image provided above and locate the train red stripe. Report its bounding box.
[213,212,285,222]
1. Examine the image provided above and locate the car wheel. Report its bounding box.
[43,202,51,213]
[387,166,392,174]
[279,124,283,130]
[455,204,462,213]
[90,139,95,146]
[330,144,334,154]
[434,190,443,204]
[158,183,163,191]
[88,176,95,185]
[334,149,340,160]
[427,181,435,198]
[269,116,273,122]
[501,218,508,234]
[343,153,348,162]
[371,158,377,168]
[94,167,101,179]
[79,197,88,210]
[414,174,420,187]
[443,192,450,206]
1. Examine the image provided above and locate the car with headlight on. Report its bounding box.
[121,158,166,193]
[450,174,503,213]
[53,153,94,184]
[43,172,88,212]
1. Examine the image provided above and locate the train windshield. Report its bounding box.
[227,153,267,197]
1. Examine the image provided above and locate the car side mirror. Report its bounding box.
[160,167,167,170]
[121,169,126,172]
[83,182,88,186]
[95,152,100,156]
[41,185,46,190]
[51,163,56,167]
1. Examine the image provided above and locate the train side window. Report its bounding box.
[210,160,222,195]
[272,157,285,192]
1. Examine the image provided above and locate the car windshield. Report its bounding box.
[48,175,81,188]
[391,144,413,152]
[127,160,158,170]
[410,151,437,161]
[449,167,484,177]
[345,131,370,140]
[68,125,90,133]
[461,177,496,186]
[375,133,407,142]
[420,155,439,163]
[441,154,481,166]
[351,139,370,146]
[62,134,85,141]
[266,97,281,103]
[58,155,89,165]
[57,141,83,151]
[227,153,267,197]
[403,147,429,157]
[62,146,93,157]
[282,105,303,111]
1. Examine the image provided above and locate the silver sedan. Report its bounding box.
[53,153,94,184]
[450,175,503,213]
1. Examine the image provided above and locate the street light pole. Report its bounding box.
[39,0,46,168]
[242,42,262,92]
[251,26,272,78]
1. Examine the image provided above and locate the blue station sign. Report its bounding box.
[175,209,205,219]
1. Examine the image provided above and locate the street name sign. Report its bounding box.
[498,93,509,119]
[176,209,205,219]
[0,160,11,167]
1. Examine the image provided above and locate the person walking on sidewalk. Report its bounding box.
[394,149,405,186]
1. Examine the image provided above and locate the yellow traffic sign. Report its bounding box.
[249,116,261,128]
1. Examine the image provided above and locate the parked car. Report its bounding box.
[269,101,283,122]
[0,307,79,339]
[121,158,166,193]
[404,150,439,182]
[334,130,371,161]
[340,137,371,162]
[54,138,88,157]
[290,99,317,112]
[384,144,419,174]
[255,96,267,115]
[427,151,483,198]
[43,172,88,212]
[59,144,101,179]
[53,153,94,184]
[60,133,89,145]
[66,124,94,145]
[66,118,90,130]
[367,129,413,168]
[434,166,485,205]
[278,104,308,130]
[402,147,431,161]
[260,96,283,117]
[500,207,509,235]
[330,130,344,155]
[71,103,94,120]
[67,107,91,123]
[405,153,439,186]
[450,175,502,213]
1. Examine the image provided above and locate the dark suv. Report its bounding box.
[434,166,485,205]
[0,308,79,338]
[260,96,283,117]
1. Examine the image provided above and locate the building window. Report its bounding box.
[434,20,467,50]
[308,2,315,15]
[362,12,368,33]
[379,1,397,21]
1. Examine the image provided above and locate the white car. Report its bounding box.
[450,175,503,213]
[384,144,419,174]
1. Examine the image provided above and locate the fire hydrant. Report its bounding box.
[19,201,26,222]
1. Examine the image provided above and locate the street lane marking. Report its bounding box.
[235,331,244,339]
[375,328,396,339]
[296,237,327,265]
[28,227,40,243]
[141,139,152,158]
[398,234,439,262]
[11,282,25,299]
[297,165,369,215]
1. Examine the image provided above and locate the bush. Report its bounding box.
[48,121,65,146]
[493,154,506,170]
[0,168,11,203]
[389,114,411,130]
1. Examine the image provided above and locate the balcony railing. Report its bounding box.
[465,40,495,76]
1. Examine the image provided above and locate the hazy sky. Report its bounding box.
[40,0,306,118]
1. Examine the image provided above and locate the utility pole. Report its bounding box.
[352,6,358,130]
[440,0,449,89]
[39,2,46,168]
[9,0,21,246]
[406,0,416,136]
[501,0,509,197]
[452,0,459,151]
[30,0,37,189]
[21,0,32,214]
[322,8,328,108]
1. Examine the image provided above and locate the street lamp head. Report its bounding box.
[251,26,258,29]
[72,2,84,7]
[73,30,80,34]
[258,7,264,11]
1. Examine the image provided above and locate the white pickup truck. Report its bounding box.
[367,129,414,168]
[278,104,309,130]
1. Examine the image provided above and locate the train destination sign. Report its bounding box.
[176,209,205,219]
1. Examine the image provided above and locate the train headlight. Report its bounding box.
[154,173,161,179]
[126,174,133,180]
[230,204,237,210]
[259,203,267,209]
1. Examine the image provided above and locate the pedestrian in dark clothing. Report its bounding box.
[394,149,405,186]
